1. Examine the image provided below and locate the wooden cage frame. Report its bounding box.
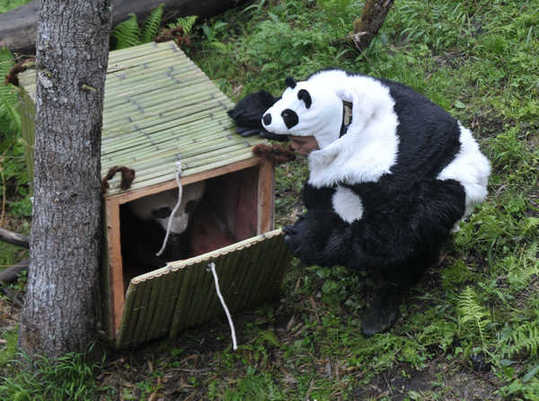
[105,157,275,340]
[18,41,291,348]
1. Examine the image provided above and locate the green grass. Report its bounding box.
[1,0,538,400]
[0,0,30,13]
[0,350,108,401]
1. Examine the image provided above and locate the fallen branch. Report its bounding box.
[350,0,395,52]
[0,227,30,248]
[0,258,29,283]
[0,0,248,53]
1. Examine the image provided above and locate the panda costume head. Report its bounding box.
[262,76,343,149]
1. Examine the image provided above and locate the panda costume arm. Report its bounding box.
[286,178,465,272]
[227,90,287,141]
[292,179,467,269]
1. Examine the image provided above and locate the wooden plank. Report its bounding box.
[105,198,125,335]
[115,230,289,347]
[103,149,265,196]
[107,157,262,204]
[257,159,275,234]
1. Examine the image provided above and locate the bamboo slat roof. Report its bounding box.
[18,41,266,196]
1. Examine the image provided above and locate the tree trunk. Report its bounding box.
[351,0,395,52]
[19,0,111,357]
[0,0,247,54]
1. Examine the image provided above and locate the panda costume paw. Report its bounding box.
[257,69,491,336]
[227,90,288,141]
[283,210,350,267]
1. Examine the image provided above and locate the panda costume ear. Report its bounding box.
[297,89,312,109]
[285,76,296,89]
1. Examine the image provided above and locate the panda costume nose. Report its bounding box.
[262,113,272,126]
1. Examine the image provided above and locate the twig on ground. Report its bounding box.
[0,258,30,283]
[0,227,30,248]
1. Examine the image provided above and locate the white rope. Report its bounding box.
[208,262,238,350]
[156,159,183,257]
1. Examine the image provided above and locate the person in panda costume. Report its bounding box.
[229,69,490,335]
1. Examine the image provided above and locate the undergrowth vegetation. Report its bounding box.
[1,0,538,400]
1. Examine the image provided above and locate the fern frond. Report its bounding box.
[141,4,164,43]
[112,14,142,50]
[458,286,491,348]
[504,322,539,358]
[170,16,198,33]
[0,47,20,135]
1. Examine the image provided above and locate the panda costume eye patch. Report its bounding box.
[184,200,199,214]
[281,109,299,129]
[152,207,172,219]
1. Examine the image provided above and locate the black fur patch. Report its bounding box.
[227,91,288,141]
[185,200,199,214]
[120,206,190,272]
[297,178,465,284]
[227,90,277,129]
[379,78,461,181]
[297,89,312,109]
[152,207,172,219]
[281,109,299,129]
[285,76,296,89]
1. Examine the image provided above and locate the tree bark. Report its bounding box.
[19,0,111,357]
[351,0,395,52]
[0,0,247,54]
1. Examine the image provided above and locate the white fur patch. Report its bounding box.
[128,181,206,234]
[332,185,364,223]
[437,123,491,215]
[307,73,400,187]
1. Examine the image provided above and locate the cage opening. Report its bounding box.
[120,167,259,285]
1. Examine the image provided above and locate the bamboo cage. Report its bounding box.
[17,41,291,348]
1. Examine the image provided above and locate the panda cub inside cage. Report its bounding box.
[119,167,261,282]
